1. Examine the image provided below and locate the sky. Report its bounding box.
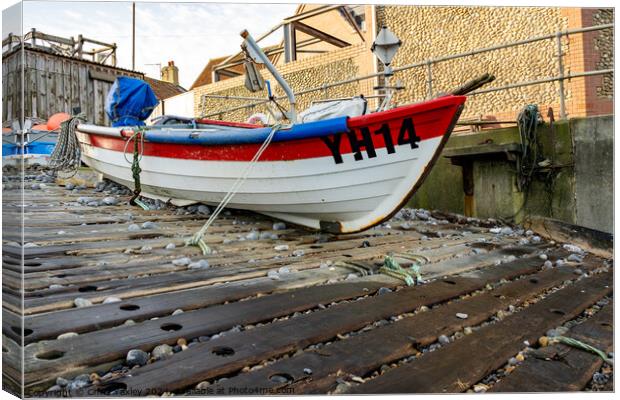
[2,1,299,88]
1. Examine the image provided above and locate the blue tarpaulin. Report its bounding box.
[105,77,158,127]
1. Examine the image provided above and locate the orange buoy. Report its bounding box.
[32,123,49,131]
[47,112,71,131]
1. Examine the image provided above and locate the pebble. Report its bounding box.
[47,385,61,392]
[49,284,63,289]
[126,349,149,367]
[197,205,210,214]
[57,332,79,340]
[74,297,92,308]
[473,383,489,393]
[567,253,584,263]
[127,224,140,232]
[189,259,210,269]
[245,230,259,240]
[525,230,533,236]
[345,273,358,280]
[574,268,583,275]
[438,335,450,345]
[124,319,136,326]
[543,260,553,269]
[65,183,75,190]
[31,183,40,190]
[277,266,290,274]
[555,259,565,267]
[500,227,514,235]
[292,249,305,257]
[562,244,583,254]
[141,221,158,229]
[539,254,548,260]
[172,309,184,316]
[377,287,392,295]
[508,357,518,365]
[303,368,313,375]
[87,201,100,207]
[274,244,289,251]
[464,327,473,335]
[531,235,542,243]
[196,381,210,390]
[172,257,191,266]
[102,197,119,206]
[456,313,468,319]
[102,296,121,304]
[152,344,174,360]
[267,270,281,280]
[165,243,176,250]
[272,222,287,230]
[56,377,70,387]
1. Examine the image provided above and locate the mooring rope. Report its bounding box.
[122,128,149,210]
[380,255,423,286]
[187,123,283,255]
[46,114,86,177]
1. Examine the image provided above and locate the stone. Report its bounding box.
[543,260,553,269]
[574,268,583,275]
[165,243,176,250]
[56,377,70,387]
[172,309,184,316]
[245,230,259,240]
[267,270,281,280]
[31,183,40,190]
[126,349,148,367]
[562,244,583,254]
[456,313,468,319]
[473,384,489,393]
[500,227,514,235]
[278,266,290,274]
[172,257,191,266]
[127,224,140,232]
[464,327,473,335]
[197,205,210,214]
[189,259,210,269]
[567,253,584,263]
[438,335,450,345]
[65,183,75,190]
[539,253,548,260]
[141,221,158,229]
[196,381,210,390]
[303,368,313,375]
[103,296,122,304]
[49,284,63,289]
[57,332,79,340]
[87,201,100,207]
[152,344,174,360]
[292,249,305,257]
[274,244,289,251]
[555,259,565,267]
[124,319,136,326]
[531,235,542,243]
[74,297,92,308]
[102,197,119,206]
[272,222,287,230]
[377,287,392,295]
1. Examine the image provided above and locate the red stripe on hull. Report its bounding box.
[81,96,465,162]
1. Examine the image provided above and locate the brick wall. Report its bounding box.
[191,6,613,123]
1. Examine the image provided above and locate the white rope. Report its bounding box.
[188,123,283,254]
[46,115,85,178]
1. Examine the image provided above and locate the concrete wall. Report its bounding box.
[572,115,613,233]
[411,114,613,234]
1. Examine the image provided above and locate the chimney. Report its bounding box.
[161,60,179,85]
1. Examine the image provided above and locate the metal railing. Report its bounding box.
[200,23,613,120]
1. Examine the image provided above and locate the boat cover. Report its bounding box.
[105,77,158,127]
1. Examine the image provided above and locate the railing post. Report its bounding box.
[556,31,567,119]
[426,60,433,99]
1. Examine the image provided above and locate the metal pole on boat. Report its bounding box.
[240,30,297,122]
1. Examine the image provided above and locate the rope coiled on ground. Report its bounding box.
[46,114,86,177]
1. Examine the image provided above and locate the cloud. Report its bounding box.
[20,1,298,88]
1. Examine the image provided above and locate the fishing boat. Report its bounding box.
[70,29,489,233]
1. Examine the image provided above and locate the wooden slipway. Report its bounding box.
[1,172,613,396]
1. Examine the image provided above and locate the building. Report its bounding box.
[192,5,613,123]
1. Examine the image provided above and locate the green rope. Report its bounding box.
[380,255,422,286]
[126,128,149,211]
[550,336,613,365]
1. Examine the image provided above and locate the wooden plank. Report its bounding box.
[69,254,559,395]
[24,278,392,389]
[346,271,612,393]
[202,264,590,395]
[490,303,613,392]
[19,268,395,343]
